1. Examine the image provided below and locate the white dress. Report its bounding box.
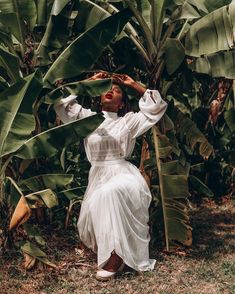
[54,90,167,271]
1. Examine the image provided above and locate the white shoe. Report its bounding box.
[96,263,125,281]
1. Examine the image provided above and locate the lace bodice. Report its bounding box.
[54,90,167,163]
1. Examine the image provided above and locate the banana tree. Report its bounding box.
[78,0,235,250]
[0,0,232,257]
[0,0,132,267]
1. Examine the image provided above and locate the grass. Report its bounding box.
[0,201,234,294]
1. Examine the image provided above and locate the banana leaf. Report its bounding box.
[185,2,235,57]
[224,108,235,132]
[80,0,149,63]
[165,38,185,75]
[181,0,208,13]
[36,0,76,65]
[4,176,24,206]
[167,101,214,159]
[26,189,58,208]
[189,51,235,79]
[152,126,192,250]
[21,241,56,269]
[9,188,58,230]
[51,0,72,16]
[15,113,104,159]
[151,0,165,44]
[43,8,132,85]
[0,0,37,30]
[0,45,20,83]
[23,224,46,246]
[189,175,214,197]
[135,0,151,28]
[178,2,201,19]
[20,174,74,192]
[202,0,232,12]
[35,0,47,26]
[58,186,87,200]
[0,71,42,158]
[0,0,36,45]
[44,78,112,104]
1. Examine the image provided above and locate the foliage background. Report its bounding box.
[0,0,234,268]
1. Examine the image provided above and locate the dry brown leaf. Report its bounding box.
[24,253,36,270]
[9,196,31,230]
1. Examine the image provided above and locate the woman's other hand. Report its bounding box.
[88,71,110,81]
[112,74,146,96]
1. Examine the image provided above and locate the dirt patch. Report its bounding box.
[0,202,234,294]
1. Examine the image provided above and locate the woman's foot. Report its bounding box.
[96,251,124,281]
[103,251,123,272]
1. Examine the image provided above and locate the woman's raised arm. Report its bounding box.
[113,74,167,138]
[54,72,112,123]
[54,95,96,124]
[124,89,167,138]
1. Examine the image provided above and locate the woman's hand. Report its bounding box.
[88,71,110,81]
[112,74,135,87]
[112,74,146,96]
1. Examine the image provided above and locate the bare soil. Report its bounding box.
[0,201,234,294]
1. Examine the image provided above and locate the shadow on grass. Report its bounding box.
[189,205,235,260]
[149,203,235,264]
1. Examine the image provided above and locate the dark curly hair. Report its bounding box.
[94,83,131,117]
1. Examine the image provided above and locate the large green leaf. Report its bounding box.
[16,114,104,159]
[21,241,56,268]
[152,126,192,250]
[36,0,76,66]
[51,0,72,16]
[0,72,42,158]
[162,175,190,199]
[224,108,235,132]
[189,51,235,79]
[35,0,47,26]
[58,186,86,200]
[20,174,74,192]
[80,0,149,63]
[0,23,13,49]
[0,0,36,45]
[151,0,165,44]
[136,0,151,28]
[4,176,23,206]
[189,175,214,197]
[185,2,235,57]
[0,0,37,30]
[0,12,24,45]
[43,8,132,85]
[44,78,112,104]
[176,2,201,20]
[0,45,20,82]
[202,0,232,13]
[167,102,214,159]
[124,0,155,56]
[26,189,59,208]
[165,38,185,75]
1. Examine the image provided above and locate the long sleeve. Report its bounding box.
[54,94,96,124]
[124,89,167,138]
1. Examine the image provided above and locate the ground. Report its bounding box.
[0,201,234,294]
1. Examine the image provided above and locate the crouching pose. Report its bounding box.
[54,72,167,280]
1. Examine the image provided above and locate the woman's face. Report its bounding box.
[100,84,124,112]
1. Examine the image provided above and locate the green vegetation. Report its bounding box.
[0,0,234,279]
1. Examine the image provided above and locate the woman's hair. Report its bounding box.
[94,83,131,117]
[117,84,131,117]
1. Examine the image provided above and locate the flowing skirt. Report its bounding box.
[77,159,156,271]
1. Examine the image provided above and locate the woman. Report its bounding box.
[54,72,167,280]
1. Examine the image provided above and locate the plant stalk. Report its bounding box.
[152,125,169,250]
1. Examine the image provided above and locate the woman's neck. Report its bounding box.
[102,106,118,113]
